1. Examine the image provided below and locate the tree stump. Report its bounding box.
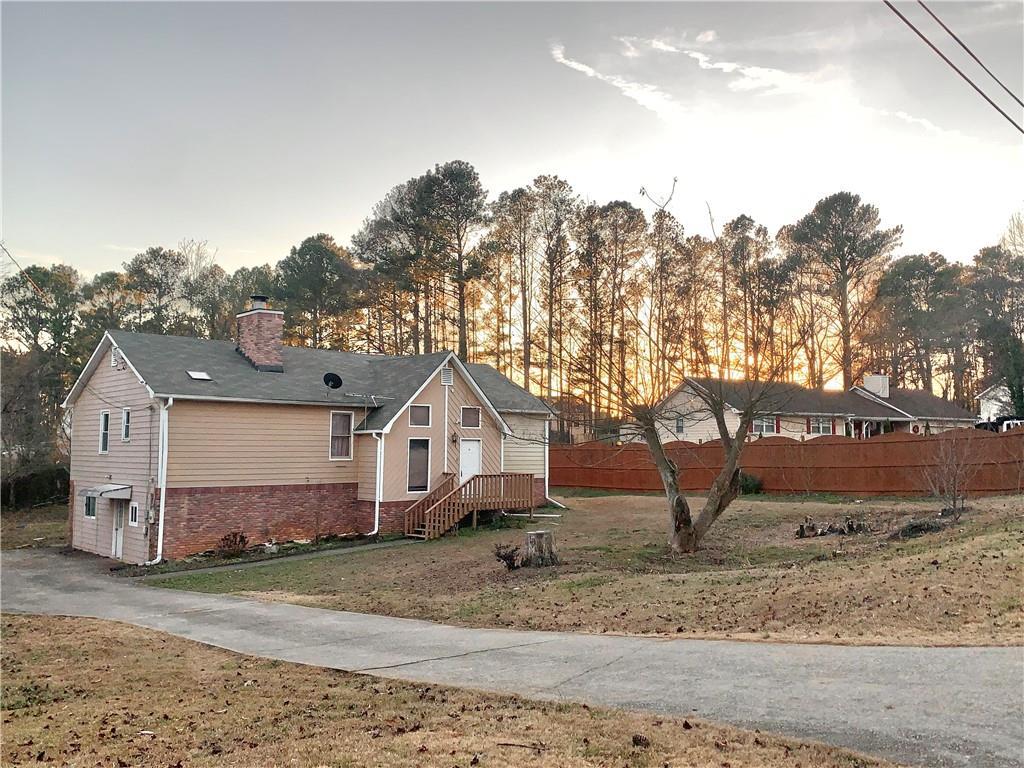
[522,530,559,567]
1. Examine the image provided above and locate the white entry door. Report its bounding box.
[111,501,125,559]
[459,439,482,485]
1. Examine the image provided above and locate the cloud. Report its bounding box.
[549,43,688,125]
[103,243,144,253]
[615,36,641,59]
[696,30,717,44]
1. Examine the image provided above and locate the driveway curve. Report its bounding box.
[2,549,1021,768]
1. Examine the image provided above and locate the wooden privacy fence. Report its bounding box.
[550,429,1024,496]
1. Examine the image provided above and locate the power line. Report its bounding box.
[917,0,1024,109]
[882,0,1023,134]
[0,241,45,296]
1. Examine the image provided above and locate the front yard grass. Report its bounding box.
[158,493,1024,646]
[0,615,898,767]
[0,504,67,550]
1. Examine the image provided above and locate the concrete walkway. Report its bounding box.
[2,548,1021,768]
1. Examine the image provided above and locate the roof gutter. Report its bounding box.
[145,396,173,565]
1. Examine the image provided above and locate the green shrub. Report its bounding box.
[738,471,763,495]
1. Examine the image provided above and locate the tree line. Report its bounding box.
[3,159,1023,503]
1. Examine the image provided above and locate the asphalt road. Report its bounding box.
[3,548,1022,767]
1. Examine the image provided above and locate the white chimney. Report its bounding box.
[863,373,890,399]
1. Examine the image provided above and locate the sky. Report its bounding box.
[2,1,1022,279]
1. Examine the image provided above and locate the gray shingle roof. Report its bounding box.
[860,387,976,421]
[101,331,529,431]
[465,363,550,414]
[682,377,970,421]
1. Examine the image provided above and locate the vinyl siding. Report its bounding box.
[69,346,157,564]
[502,413,547,477]
[165,401,368,487]
[356,434,379,501]
[380,365,501,501]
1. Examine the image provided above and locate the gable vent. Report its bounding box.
[440,366,454,387]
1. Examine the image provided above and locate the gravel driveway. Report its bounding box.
[3,548,1021,767]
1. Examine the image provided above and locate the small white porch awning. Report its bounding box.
[80,484,132,499]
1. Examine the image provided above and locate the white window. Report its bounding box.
[461,406,481,429]
[98,411,110,453]
[187,370,212,381]
[128,501,139,526]
[329,411,353,460]
[675,416,686,435]
[121,408,131,441]
[808,417,833,435]
[752,415,777,435]
[85,497,97,518]
[408,438,430,493]
[409,404,431,427]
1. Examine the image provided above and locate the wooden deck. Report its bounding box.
[404,473,535,540]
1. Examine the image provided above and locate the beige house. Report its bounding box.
[649,374,976,444]
[63,296,551,564]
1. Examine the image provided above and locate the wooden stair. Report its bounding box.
[404,472,535,540]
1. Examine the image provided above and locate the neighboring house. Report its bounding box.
[652,373,976,443]
[62,296,552,564]
[976,383,1014,421]
[543,394,597,444]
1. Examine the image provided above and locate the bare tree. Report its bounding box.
[921,429,979,521]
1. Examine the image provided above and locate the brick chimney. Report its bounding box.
[236,295,284,372]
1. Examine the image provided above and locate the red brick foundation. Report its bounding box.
[532,477,547,507]
[162,482,368,559]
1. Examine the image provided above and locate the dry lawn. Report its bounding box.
[1,505,67,550]
[0,615,896,768]
[160,493,1024,646]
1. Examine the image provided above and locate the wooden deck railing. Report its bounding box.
[403,473,456,536]
[404,472,534,540]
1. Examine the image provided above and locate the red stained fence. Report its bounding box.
[550,429,1024,496]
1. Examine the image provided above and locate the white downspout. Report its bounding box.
[146,396,173,565]
[543,417,566,508]
[369,432,384,537]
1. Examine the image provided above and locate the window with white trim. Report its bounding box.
[408,438,430,492]
[461,406,481,428]
[409,404,431,427]
[329,411,353,460]
[674,416,686,435]
[121,408,131,441]
[128,501,140,526]
[752,415,777,434]
[99,411,110,453]
[808,416,832,435]
[85,497,97,518]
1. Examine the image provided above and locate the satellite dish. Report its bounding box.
[323,372,343,390]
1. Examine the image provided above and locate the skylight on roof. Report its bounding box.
[187,370,212,381]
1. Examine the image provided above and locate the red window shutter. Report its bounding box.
[831,418,836,435]
[805,417,811,433]
[775,416,781,433]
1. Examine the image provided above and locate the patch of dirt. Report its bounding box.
[158,494,1024,646]
[0,615,898,767]
[1,504,68,550]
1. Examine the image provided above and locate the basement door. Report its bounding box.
[111,501,125,559]
[459,439,481,485]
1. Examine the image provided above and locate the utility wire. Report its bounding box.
[882,0,1023,134]
[917,0,1023,109]
[0,241,45,296]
